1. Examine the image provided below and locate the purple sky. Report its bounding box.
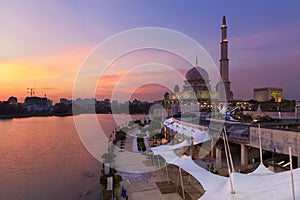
[1,0,300,102]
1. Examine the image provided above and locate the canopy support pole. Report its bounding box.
[289,147,296,200]
[157,155,161,169]
[222,130,235,194]
[259,124,263,164]
[165,161,170,184]
[179,166,186,200]
[224,128,235,172]
[210,137,214,157]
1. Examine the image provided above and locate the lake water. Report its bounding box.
[0,114,146,200]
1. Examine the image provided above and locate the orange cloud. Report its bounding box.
[0,45,191,103]
[0,61,61,80]
[130,84,171,101]
[0,44,93,102]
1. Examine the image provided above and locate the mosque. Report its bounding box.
[162,16,233,114]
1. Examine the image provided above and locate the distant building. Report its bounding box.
[161,57,213,114]
[254,87,282,102]
[174,16,233,103]
[8,96,17,104]
[104,99,110,104]
[74,98,96,106]
[112,100,118,107]
[181,57,211,101]
[60,98,72,105]
[296,101,300,119]
[24,96,53,112]
[24,96,52,106]
[160,16,234,116]
[216,16,234,101]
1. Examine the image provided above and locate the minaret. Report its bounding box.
[218,16,233,100]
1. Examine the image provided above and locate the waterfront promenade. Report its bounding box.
[112,127,205,200]
[122,164,204,200]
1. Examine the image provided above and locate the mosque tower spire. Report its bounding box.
[218,16,233,100]
[223,15,226,25]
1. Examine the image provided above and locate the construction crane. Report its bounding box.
[26,84,47,97]
[27,88,35,97]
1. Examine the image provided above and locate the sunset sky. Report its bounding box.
[1,1,300,103]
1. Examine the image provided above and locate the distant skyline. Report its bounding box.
[1,1,300,103]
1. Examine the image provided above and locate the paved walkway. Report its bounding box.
[117,164,205,200]
[111,128,205,200]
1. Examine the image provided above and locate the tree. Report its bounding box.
[148,118,161,131]
[239,114,253,122]
[174,85,180,93]
[115,130,126,141]
[100,174,122,188]
[101,153,116,164]
[128,120,135,127]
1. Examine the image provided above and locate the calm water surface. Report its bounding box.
[0,114,145,200]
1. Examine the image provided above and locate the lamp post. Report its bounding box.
[109,135,115,200]
[112,172,115,200]
[190,136,194,159]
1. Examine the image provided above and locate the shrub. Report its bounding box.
[128,120,135,127]
[137,138,146,151]
[100,174,122,188]
[101,153,116,163]
[115,130,126,141]
[137,137,144,143]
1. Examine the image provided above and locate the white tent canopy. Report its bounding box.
[175,156,227,191]
[249,163,274,175]
[193,130,211,145]
[156,150,300,200]
[164,118,211,142]
[152,144,299,199]
[203,168,300,200]
[151,140,190,155]
[156,150,182,165]
[154,149,227,192]
[161,118,300,199]
[164,117,174,126]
